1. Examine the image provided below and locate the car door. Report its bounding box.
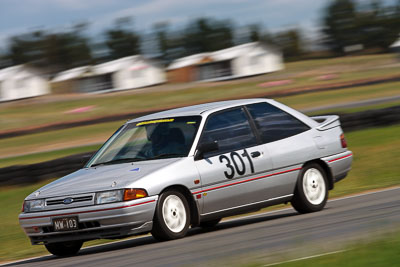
[246,102,315,198]
[194,107,273,215]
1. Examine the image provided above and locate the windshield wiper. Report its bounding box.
[147,153,185,160]
[91,157,144,167]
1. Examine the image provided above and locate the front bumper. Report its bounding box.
[19,196,158,244]
[322,150,353,183]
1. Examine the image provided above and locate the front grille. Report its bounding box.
[46,195,93,206]
[42,221,100,233]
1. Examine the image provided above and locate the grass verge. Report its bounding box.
[0,121,121,159]
[255,230,400,266]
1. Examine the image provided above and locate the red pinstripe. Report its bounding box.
[328,153,353,163]
[192,167,302,195]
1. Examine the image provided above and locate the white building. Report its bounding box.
[52,55,166,93]
[167,42,284,83]
[0,65,50,102]
[390,37,400,54]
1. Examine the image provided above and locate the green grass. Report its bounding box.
[0,54,399,131]
[0,181,52,262]
[0,144,100,168]
[0,120,122,159]
[241,231,400,267]
[332,124,400,196]
[259,230,400,267]
[0,124,399,263]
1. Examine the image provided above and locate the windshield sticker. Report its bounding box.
[130,167,140,172]
[136,118,174,126]
[186,121,197,124]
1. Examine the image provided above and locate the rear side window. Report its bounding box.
[200,108,257,157]
[247,102,310,143]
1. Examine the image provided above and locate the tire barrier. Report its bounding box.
[0,105,399,186]
[0,152,94,186]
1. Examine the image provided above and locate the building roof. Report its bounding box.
[390,37,400,48]
[94,55,141,75]
[52,55,162,82]
[51,66,91,82]
[167,53,211,70]
[167,42,278,70]
[128,98,268,122]
[0,65,42,81]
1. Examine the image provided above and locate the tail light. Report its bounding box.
[340,133,347,148]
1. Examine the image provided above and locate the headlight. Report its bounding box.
[95,189,148,205]
[24,199,45,212]
[95,190,123,204]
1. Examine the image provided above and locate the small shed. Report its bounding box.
[167,42,284,83]
[390,37,400,56]
[0,65,50,102]
[51,55,166,93]
[51,66,92,93]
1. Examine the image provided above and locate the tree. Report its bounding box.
[153,22,170,61]
[321,0,400,53]
[6,23,92,73]
[274,29,305,61]
[249,24,261,42]
[357,0,400,50]
[104,17,141,60]
[322,0,360,54]
[182,18,234,55]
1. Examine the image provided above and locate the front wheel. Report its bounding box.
[151,191,190,241]
[291,163,328,214]
[45,240,83,257]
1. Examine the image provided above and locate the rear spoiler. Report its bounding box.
[311,115,340,131]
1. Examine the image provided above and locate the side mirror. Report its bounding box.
[195,141,219,160]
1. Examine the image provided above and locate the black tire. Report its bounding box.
[291,163,328,214]
[151,190,190,241]
[45,240,83,257]
[199,218,221,228]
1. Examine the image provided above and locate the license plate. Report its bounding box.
[53,217,79,231]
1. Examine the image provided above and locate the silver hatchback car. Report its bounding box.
[19,99,352,256]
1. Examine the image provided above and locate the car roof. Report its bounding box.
[128,98,269,123]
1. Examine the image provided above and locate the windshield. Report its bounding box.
[88,116,202,167]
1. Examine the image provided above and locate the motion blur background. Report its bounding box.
[0,0,399,265]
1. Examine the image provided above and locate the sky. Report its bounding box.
[0,0,396,50]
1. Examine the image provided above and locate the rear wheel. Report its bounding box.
[151,191,190,241]
[45,240,83,257]
[291,163,328,213]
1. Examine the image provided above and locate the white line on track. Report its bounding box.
[263,250,347,266]
[2,186,399,266]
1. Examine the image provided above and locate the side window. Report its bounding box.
[247,102,310,143]
[200,108,257,157]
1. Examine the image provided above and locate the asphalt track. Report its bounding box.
[5,187,400,267]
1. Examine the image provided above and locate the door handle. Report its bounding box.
[251,151,261,158]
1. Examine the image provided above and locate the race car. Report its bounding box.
[19,98,353,256]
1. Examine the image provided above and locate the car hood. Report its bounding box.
[26,158,182,199]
